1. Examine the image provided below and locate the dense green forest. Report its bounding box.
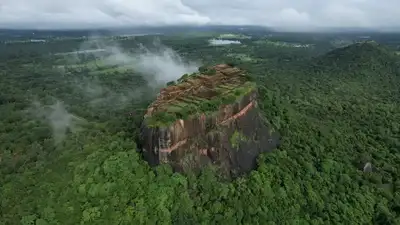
[1,31,399,224]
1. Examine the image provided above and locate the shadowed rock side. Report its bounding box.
[140,64,279,177]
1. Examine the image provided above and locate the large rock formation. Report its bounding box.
[140,64,279,177]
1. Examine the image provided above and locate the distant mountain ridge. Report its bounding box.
[0,25,270,39]
[309,41,400,75]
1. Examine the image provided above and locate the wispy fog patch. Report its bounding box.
[75,77,148,109]
[134,39,200,84]
[75,36,200,85]
[209,39,241,46]
[30,100,86,144]
[58,36,199,112]
[78,38,134,66]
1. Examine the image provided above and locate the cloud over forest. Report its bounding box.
[0,0,399,31]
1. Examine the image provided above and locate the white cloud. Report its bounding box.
[30,100,85,144]
[271,8,312,28]
[0,0,399,30]
[0,0,210,29]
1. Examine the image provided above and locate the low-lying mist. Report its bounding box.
[133,43,199,84]
[75,77,148,109]
[30,100,86,145]
[74,36,200,84]
[65,36,200,108]
[38,35,201,143]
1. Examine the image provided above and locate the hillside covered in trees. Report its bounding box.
[0,32,399,225]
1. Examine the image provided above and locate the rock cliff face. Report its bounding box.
[140,64,279,177]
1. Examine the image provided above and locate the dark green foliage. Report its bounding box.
[148,111,177,125]
[198,65,207,73]
[198,99,219,112]
[198,66,216,75]
[177,73,189,82]
[166,81,176,86]
[311,42,400,75]
[175,72,200,84]
[1,32,400,225]
[221,94,238,105]
[226,62,236,67]
[175,110,189,120]
[204,68,216,76]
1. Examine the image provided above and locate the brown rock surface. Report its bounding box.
[140,64,279,177]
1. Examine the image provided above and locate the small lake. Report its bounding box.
[209,39,241,46]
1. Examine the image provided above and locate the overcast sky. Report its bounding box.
[0,0,398,30]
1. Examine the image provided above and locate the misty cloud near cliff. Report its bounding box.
[75,77,147,109]
[133,41,199,84]
[67,36,198,108]
[30,100,85,144]
[77,36,199,84]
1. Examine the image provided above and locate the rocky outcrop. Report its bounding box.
[140,64,279,177]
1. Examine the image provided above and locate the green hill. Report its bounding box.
[310,41,399,75]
